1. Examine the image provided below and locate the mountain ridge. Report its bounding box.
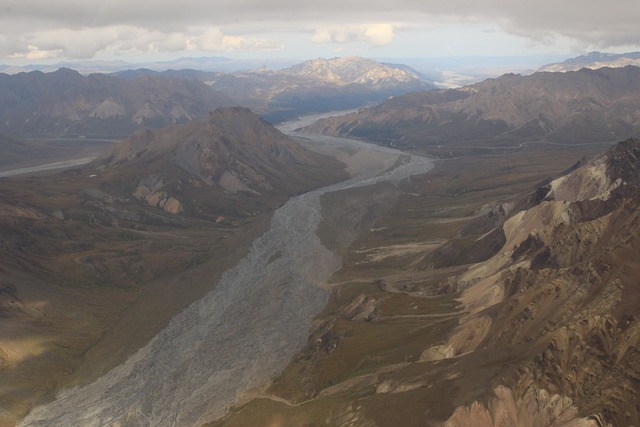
[0,68,236,137]
[301,66,640,152]
[539,51,640,73]
[114,56,434,123]
[435,138,640,426]
[0,57,434,137]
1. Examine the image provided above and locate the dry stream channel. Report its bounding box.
[21,114,434,426]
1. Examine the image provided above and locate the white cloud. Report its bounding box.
[187,28,283,52]
[311,30,334,44]
[312,24,396,47]
[0,25,283,60]
[8,45,61,60]
[364,24,395,46]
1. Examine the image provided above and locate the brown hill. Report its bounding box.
[0,68,235,138]
[101,107,341,215]
[302,66,640,153]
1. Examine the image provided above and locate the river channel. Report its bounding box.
[20,116,433,427]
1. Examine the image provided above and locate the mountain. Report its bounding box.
[302,66,640,154]
[282,56,427,86]
[0,68,235,138]
[218,56,434,122]
[115,57,435,123]
[430,138,640,426]
[0,57,433,139]
[539,51,640,73]
[102,107,343,212]
[0,107,346,425]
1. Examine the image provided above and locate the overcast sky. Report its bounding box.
[1,0,639,65]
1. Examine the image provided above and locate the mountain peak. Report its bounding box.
[284,56,426,86]
[52,67,82,76]
[107,107,337,203]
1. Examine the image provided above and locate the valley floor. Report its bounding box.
[210,140,619,427]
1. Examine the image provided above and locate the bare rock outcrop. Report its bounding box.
[443,386,603,427]
[425,138,640,426]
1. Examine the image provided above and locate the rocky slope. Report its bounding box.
[302,66,640,152]
[449,140,640,425]
[0,68,235,137]
[426,138,640,426]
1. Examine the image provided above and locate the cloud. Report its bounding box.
[364,24,395,46]
[312,24,396,46]
[187,28,283,52]
[1,27,120,59]
[0,25,283,60]
[1,0,639,61]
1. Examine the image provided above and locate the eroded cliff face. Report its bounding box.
[428,138,640,426]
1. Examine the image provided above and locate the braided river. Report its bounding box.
[21,116,433,426]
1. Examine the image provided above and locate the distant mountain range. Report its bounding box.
[115,56,435,123]
[302,65,640,153]
[0,57,434,137]
[539,51,640,72]
[0,56,300,75]
[0,68,235,138]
